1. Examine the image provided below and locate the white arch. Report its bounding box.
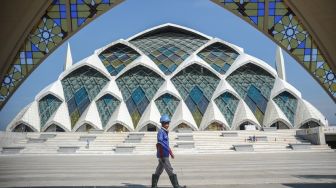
[105,122,132,132]
[35,80,64,102]
[153,80,183,101]
[95,80,123,102]
[127,23,212,41]
[94,39,145,56]
[42,102,71,132]
[200,101,230,130]
[136,101,161,131]
[268,119,292,129]
[225,54,278,79]
[263,100,293,128]
[271,78,302,99]
[231,100,260,130]
[203,120,230,131]
[169,55,222,79]
[114,55,166,80]
[72,101,103,131]
[193,38,244,56]
[105,101,134,131]
[42,121,69,132]
[74,122,99,132]
[58,56,111,81]
[169,101,199,131]
[10,122,38,132]
[212,79,241,101]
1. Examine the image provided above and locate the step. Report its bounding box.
[175,141,195,149]
[58,146,80,153]
[233,144,254,152]
[289,143,311,150]
[115,145,135,153]
[1,146,25,154]
[27,138,47,143]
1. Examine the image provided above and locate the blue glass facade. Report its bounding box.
[116,65,165,126]
[96,94,121,127]
[226,63,275,124]
[171,64,220,126]
[214,92,239,127]
[273,91,298,125]
[61,66,109,128]
[198,42,239,74]
[130,29,208,75]
[155,93,180,118]
[98,43,140,76]
[38,94,62,127]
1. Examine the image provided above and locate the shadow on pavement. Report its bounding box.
[282,183,336,188]
[294,175,336,179]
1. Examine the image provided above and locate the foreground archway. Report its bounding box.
[1,0,334,111]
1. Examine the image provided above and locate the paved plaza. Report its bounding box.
[0,152,335,187]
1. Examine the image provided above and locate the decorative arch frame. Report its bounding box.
[0,0,334,111]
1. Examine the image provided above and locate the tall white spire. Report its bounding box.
[275,46,286,81]
[64,43,73,70]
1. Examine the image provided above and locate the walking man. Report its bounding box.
[151,114,186,188]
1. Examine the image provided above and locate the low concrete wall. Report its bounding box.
[296,127,326,145]
[0,131,26,147]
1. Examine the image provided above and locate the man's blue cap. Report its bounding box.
[160,114,170,123]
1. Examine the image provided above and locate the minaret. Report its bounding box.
[64,43,73,70]
[275,46,286,81]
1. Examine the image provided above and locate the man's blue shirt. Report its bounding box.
[156,127,170,158]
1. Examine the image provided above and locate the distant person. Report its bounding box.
[151,114,186,188]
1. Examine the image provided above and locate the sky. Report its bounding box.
[0,0,335,130]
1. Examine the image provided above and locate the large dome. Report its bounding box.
[7,23,328,132]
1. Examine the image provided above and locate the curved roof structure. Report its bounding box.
[6,24,328,132]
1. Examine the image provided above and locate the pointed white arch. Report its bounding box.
[193,38,244,56]
[169,55,222,79]
[35,80,65,102]
[58,55,111,81]
[72,101,103,131]
[95,39,145,56]
[104,101,134,132]
[153,79,182,101]
[169,101,198,131]
[263,100,292,128]
[42,121,69,132]
[225,54,278,79]
[127,23,212,41]
[200,101,230,130]
[115,55,166,80]
[136,101,161,131]
[231,100,260,130]
[41,102,71,132]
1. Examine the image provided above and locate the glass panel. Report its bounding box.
[98,43,140,76]
[214,92,239,127]
[130,30,208,75]
[198,42,239,74]
[96,94,121,127]
[226,63,275,125]
[61,66,109,128]
[171,64,220,127]
[116,65,164,127]
[273,91,298,125]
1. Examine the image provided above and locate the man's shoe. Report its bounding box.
[169,174,186,188]
[151,174,159,188]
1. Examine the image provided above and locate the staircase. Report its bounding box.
[0,130,333,155]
